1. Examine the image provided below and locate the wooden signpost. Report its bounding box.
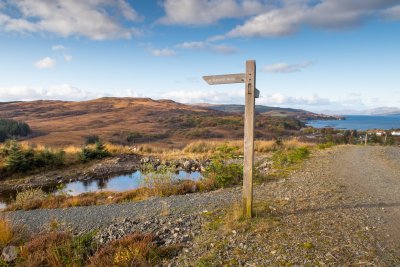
[203,60,259,218]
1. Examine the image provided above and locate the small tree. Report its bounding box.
[80,141,110,162]
[5,141,30,172]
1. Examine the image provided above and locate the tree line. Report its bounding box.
[0,119,32,142]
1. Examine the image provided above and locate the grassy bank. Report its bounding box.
[0,138,313,179]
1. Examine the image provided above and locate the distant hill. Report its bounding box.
[0,97,309,147]
[194,104,340,121]
[321,107,400,116]
[363,107,400,116]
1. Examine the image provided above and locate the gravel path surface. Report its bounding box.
[5,187,240,233]
[330,146,400,255]
[3,145,400,265]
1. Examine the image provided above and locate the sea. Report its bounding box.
[306,115,400,130]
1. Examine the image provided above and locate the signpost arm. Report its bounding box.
[243,60,256,218]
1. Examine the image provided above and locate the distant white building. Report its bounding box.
[391,131,400,136]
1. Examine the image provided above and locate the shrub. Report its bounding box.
[272,147,310,168]
[80,142,111,162]
[126,132,143,143]
[4,141,32,172]
[20,232,96,267]
[184,129,223,139]
[34,149,66,168]
[14,188,47,210]
[204,144,243,188]
[85,135,100,145]
[2,140,66,174]
[317,142,334,150]
[88,233,157,267]
[205,160,243,188]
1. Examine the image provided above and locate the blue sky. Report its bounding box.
[0,0,400,113]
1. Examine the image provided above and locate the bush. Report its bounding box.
[88,233,158,266]
[184,129,223,139]
[34,149,66,168]
[3,140,66,173]
[85,135,100,145]
[205,160,243,188]
[126,132,143,143]
[317,142,334,149]
[5,141,34,172]
[20,232,96,267]
[14,188,47,210]
[205,144,243,188]
[80,142,111,162]
[272,147,310,168]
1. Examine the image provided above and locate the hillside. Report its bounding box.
[0,97,306,147]
[195,104,341,120]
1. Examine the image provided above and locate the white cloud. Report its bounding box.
[34,57,56,69]
[159,0,266,25]
[160,89,332,107]
[0,85,97,101]
[150,48,176,57]
[0,0,141,40]
[262,62,313,73]
[178,42,207,50]
[0,85,384,112]
[257,93,332,106]
[227,4,306,38]
[161,89,244,104]
[218,0,400,38]
[0,85,145,101]
[63,55,73,62]
[177,41,237,54]
[381,5,400,20]
[52,45,66,51]
[44,84,93,100]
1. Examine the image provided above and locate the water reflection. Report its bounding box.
[63,170,202,196]
[0,170,203,209]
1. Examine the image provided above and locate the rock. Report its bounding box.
[141,157,150,164]
[2,246,18,262]
[183,161,192,170]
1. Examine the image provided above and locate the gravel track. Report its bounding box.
[5,187,241,233]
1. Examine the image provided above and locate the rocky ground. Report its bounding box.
[3,145,400,266]
[173,146,400,266]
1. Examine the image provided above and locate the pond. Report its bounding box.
[0,170,203,210]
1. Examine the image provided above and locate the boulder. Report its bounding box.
[2,246,18,262]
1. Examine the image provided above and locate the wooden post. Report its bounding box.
[243,60,256,218]
[202,60,258,219]
[365,132,368,145]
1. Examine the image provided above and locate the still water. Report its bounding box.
[0,170,203,210]
[307,115,400,130]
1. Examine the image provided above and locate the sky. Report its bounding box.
[0,0,400,113]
